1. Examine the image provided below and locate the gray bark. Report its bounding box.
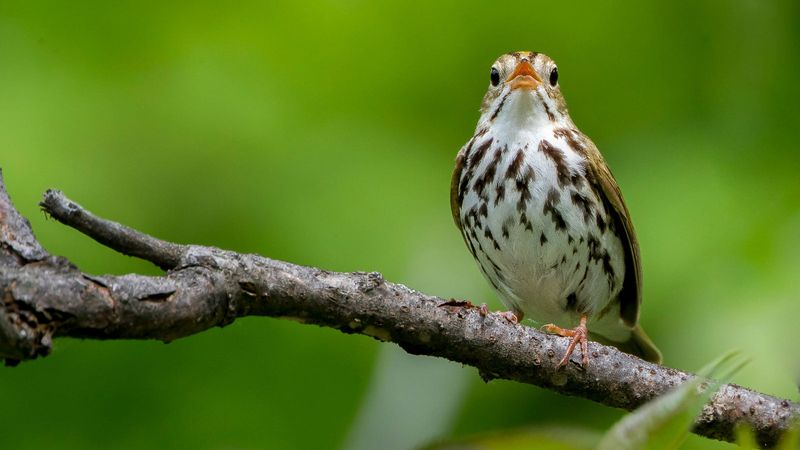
[0,169,795,448]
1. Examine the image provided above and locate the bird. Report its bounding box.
[450,51,661,367]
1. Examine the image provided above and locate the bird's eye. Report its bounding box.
[490,67,500,86]
[549,67,558,86]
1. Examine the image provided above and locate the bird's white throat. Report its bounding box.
[481,90,562,142]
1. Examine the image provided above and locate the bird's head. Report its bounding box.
[479,51,571,130]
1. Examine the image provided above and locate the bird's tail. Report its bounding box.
[607,325,662,364]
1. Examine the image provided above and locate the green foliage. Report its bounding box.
[774,423,800,450]
[423,353,747,450]
[423,426,600,450]
[1,1,798,449]
[736,420,800,450]
[734,425,759,449]
[597,351,747,450]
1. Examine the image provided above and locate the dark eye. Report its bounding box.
[490,67,500,86]
[549,67,558,86]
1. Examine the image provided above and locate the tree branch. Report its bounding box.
[41,189,186,270]
[0,169,796,447]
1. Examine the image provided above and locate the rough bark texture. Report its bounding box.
[0,169,796,447]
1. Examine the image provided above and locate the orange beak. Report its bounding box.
[506,60,542,90]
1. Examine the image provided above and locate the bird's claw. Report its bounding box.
[496,310,519,324]
[542,315,590,368]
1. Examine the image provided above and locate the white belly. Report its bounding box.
[457,126,626,332]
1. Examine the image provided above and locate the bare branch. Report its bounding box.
[40,189,186,270]
[0,170,796,447]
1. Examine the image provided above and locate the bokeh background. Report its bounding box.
[1,1,799,449]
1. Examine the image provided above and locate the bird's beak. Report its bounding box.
[507,60,542,91]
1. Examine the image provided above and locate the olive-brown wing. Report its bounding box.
[583,140,642,327]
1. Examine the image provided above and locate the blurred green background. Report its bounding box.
[1,1,798,449]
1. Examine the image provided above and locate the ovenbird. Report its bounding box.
[450,51,661,366]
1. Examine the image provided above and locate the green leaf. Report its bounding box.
[734,424,758,449]
[597,351,748,450]
[422,425,601,450]
[775,419,800,450]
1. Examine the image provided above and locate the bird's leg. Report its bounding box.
[496,309,523,324]
[542,314,589,367]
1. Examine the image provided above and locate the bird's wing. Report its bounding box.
[584,139,642,327]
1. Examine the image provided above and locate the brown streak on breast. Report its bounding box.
[537,91,555,121]
[505,148,525,181]
[542,188,567,231]
[539,140,571,188]
[570,190,594,222]
[554,127,587,157]
[458,138,493,205]
[490,93,510,121]
[473,144,503,200]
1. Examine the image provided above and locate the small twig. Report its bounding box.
[0,171,796,448]
[40,189,186,270]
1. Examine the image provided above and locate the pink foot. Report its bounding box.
[542,314,589,367]
[497,310,520,324]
